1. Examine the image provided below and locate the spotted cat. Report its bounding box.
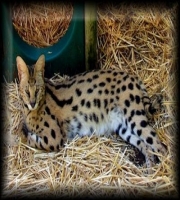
[17,54,166,170]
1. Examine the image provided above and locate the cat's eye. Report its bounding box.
[35,89,39,97]
[25,90,30,97]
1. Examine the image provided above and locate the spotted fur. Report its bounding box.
[17,55,166,171]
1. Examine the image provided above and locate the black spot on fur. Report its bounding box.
[93,74,99,79]
[51,115,55,120]
[51,129,56,139]
[136,83,141,90]
[93,84,97,89]
[77,122,82,130]
[141,110,145,115]
[127,135,131,143]
[44,136,48,144]
[150,131,156,137]
[38,129,44,134]
[99,82,106,87]
[122,128,127,134]
[116,88,120,94]
[36,135,39,143]
[87,78,92,83]
[116,96,119,100]
[113,72,118,76]
[90,127,94,133]
[101,113,104,120]
[56,119,61,130]
[97,99,101,108]
[123,75,129,81]
[76,88,82,96]
[104,99,108,108]
[98,90,102,95]
[136,110,141,115]
[125,119,128,126]
[122,85,126,91]
[81,99,85,106]
[125,100,130,107]
[78,79,85,84]
[106,108,109,114]
[128,116,132,122]
[128,83,134,90]
[87,88,93,94]
[135,95,141,104]
[50,146,54,151]
[94,98,101,108]
[131,77,135,82]
[45,106,51,115]
[100,70,106,74]
[106,77,111,83]
[146,137,153,145]
[44,121,49,127]
[131,122,136,130]
[116,124,122,134]
[137,140,141,145]
[129,94,134,101]
[137,129,142,136]
[72,105,78,111]
[86,101,91,108]
[117,80,121,84]
[73,116,78,122]
[93,113,99,123]
[140,120,148,127]
[123,108,127,115]
[89,114,93,121]
[60,139,64,146]
[120,72,124,75]
[110,98,114,103]
[105,89,109,94]
[36,125,39,130]
[40,142,46,150]
[84,114,88,122]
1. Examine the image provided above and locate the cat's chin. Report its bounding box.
[27,104,38,111]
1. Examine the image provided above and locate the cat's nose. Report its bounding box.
[30,101,36,108]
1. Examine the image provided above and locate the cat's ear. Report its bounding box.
[16,56,29,82]
[35,55,45,77]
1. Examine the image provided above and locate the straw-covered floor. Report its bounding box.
[2,2,178,198]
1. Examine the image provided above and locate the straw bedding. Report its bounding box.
[2,2,178,198]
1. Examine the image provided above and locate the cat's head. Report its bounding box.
[16,55,45,111]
